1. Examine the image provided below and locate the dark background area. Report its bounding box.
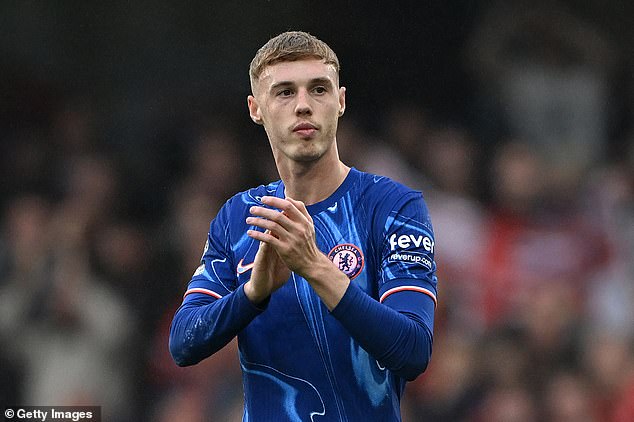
[1,1,633,421]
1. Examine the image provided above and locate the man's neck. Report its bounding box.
[278,158,350,206]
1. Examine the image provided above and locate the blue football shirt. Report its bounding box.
[170,168,438,421]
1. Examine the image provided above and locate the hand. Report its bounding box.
[246,196,350,310]
[243,233,291,305]
[246,196,321,277]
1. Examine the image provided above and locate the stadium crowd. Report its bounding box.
[1,2,633,421]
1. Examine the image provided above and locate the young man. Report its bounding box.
[170,31,438,421]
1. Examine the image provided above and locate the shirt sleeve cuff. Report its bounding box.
[330,283,363,318]
[237,283,270,313]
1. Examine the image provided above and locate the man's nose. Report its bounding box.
[294,89,312,115]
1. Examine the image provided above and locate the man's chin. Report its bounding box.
[288,148,324,163]
[292,154,322,163]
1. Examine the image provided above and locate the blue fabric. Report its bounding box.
[169,168,438,421]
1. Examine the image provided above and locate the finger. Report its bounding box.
[285,197,312,223]
[250,205,294,230]
[260,196,304,220]
[246,216,284,235]
[247,229,282,247]
[253,231,275,255]
[264,228,279,239]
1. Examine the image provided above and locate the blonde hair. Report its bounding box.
[249,31,340,91]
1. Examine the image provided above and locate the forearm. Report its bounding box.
[330,284,434,381]
[302,254,350,310]
[169,284,264,366]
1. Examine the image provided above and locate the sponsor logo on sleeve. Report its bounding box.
[388,233,434,270]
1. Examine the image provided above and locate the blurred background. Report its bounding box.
[1,1,633,421]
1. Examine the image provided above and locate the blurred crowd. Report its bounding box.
[1,2,633,421]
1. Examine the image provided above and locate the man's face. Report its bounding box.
[248,59,346,164]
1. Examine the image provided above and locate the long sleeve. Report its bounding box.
[331,283,434,381]
[169,284,265,366]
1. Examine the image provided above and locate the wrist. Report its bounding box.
[243,280,270,305]
[302,254,350,310]
[302,253,341,282]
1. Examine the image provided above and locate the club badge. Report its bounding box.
[328,243,364,280]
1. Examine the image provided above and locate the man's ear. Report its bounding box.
[338,86,346,117]
[247,95,263,125]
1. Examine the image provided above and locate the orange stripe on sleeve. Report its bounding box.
[184,288,223,300]
[379,286,437,307]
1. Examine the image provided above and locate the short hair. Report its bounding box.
[249,31,340,92]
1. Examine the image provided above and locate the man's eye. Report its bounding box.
[278,89,293,97]
[313,86,327,94]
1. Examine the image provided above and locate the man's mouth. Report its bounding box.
[293,122,318,137]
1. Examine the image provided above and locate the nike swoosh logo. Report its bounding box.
[236,258,255,274]
[327,202,338,212]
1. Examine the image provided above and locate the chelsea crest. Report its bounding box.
[328,243,364,280]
